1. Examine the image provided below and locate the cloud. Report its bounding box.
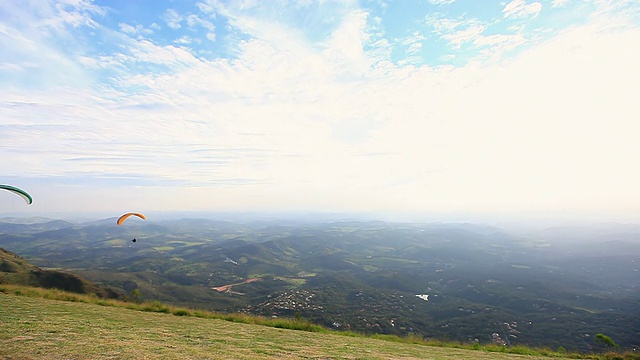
[551,0,570,8]
[186,14,215,31]
[425,15,484,50]
[400,31,426,55]
[119,23,137,35]
[175,35,193,45]
[424,8,532,57]
[164,9,183,29]
[431,21,640,212]
[502,0,543,19]
[427,0,456,4]
[119,23,154,37]
[125,39,201,68]
[425,16,465,34]
[474,33,528,59]
[442,23,486,49]
[2,0,639,218]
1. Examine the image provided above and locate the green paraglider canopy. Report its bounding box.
[0,185,32,205]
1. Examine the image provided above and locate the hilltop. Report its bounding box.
[0,247,118,299]
[0,289,578,360]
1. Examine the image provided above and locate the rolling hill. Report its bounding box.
[0,291,579,360]
[1,217,638,352]
[0,247,118,299]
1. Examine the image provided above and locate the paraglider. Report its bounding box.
[0,185,33,205]
[116,212,146,246]
[116,212,146,226]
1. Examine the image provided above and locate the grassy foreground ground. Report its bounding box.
[0,293,575,360]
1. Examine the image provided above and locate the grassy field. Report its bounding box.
[0,293,575,360]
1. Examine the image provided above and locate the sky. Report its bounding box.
[1,0,639,222]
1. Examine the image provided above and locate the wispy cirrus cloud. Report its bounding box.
[502,0,543,19]
[442,23,487,49]
[425,14,529,59]
[186,14,216,41]
[163,9,183,29]
[427,0,456,4]
[551,0,570,8]
[1,0,639,219]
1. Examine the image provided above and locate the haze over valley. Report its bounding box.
[1,216,638,352]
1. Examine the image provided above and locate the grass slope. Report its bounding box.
[1,293,572,360]
[0,248,117,298]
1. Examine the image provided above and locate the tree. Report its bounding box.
[595,333,618,348]
[130,288,142,303]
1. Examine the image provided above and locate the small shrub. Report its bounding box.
[142,300,170,313]
[193,310,210,318]
[173,309,190,316]
[508,345,534,355]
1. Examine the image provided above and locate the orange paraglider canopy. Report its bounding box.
[116,212,146,226]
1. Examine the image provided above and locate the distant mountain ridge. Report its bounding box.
[0,217,74,233]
